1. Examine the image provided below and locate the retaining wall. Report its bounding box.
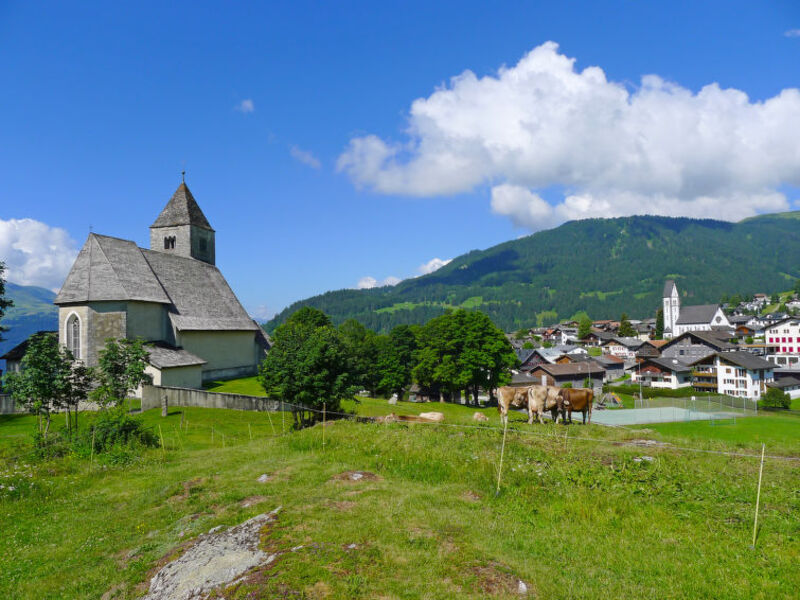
[141,384,284,413]
[0,394,19,414]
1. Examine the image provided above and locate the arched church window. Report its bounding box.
[163,236,176,249]
[66,314,81,360]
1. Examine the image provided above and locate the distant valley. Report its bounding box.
[0,282,58,368]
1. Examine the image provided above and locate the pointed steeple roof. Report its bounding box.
[150,183,214,231]
[663,279,677,297]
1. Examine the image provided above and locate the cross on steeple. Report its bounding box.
[181,170,186,183]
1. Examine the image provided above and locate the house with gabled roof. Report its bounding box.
[690,351,774,400]
[54,182,268,389]
[629,356,692,389]
[528,361,606,389]
[659,330,736,364]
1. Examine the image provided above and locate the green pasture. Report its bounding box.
[0,393,799,599]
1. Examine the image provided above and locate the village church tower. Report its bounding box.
[149,182,216,265]
[663,279,680,338]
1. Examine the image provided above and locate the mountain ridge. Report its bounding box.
[266,211,800,333]
[0,282,58,368]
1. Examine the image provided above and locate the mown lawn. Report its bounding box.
[0,399,799,599]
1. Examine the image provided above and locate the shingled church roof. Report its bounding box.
[150,183,214,231]
[675,304,721,325]
[55,234,257,332]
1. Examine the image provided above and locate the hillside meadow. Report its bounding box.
[0,395,799,599]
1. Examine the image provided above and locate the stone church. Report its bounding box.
[54,182,269,389]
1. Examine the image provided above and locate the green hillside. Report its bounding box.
[267,212,800,333]
[0,282,58,365]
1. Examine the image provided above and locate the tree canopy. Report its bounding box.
[91,338,151,407]
[259,310,355,427]
[618,313,636,337]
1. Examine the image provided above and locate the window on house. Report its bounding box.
[164,236,176,250]
[66,314,80,360]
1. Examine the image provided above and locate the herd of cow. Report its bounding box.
[496,385,594,426]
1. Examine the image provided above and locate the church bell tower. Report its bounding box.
[150,180,215,265]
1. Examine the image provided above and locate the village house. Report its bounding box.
[766,376,800,400]
[628,357,692,390]
[528,361,606,390]
[690,351,774,400]
[0,331,58,374]
[763,317,800,368]
[600,336,643,360]
[635,339,668,359]
[659,330,736,363]
[53,182,269,389]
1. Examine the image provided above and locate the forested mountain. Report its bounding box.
[266,212,800,333]
[0,283,58,368]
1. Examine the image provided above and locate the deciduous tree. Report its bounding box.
[618,313,636,337]
[4,333,69,439]
[578,315,593,340]
[91,338,151,407]
[375,324,418,400]
[259,308,355,427]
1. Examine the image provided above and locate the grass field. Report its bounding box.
[1,395,799,599]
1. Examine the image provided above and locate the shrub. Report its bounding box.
[76,408,159,454]
[759,388,790,410]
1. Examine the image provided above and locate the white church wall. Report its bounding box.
[127,301,168,342]
[178,330,257,378]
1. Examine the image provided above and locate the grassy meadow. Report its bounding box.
[0,393,799,599]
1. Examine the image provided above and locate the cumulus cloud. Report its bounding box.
[289,145,321,169]
[356,275,401,289]
[0,218,79,291]
[785,29,800,38]
[235,99,255,113]
[248,304,273,321]
[338,42,800,231]
[418,257,452,275]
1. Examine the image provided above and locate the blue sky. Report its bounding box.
[1,1,799,318]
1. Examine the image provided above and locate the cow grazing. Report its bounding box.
[496,386,531,426]
[558,388,594,424]
[527,385,566,424]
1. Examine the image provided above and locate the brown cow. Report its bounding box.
[496,386,532,426]
[528,385,567,424]
[558,388,594,424]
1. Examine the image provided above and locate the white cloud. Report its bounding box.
[249,304,273,321]
[235,99,255,113]
[418,257,452,275]
[289,145,321,169]
[356,275,401,289]
[338,41,800,231]
[0,218,79,291]
[785,29,800,38]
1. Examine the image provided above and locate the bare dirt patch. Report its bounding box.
[168,478,205,503]
[472,562,531,596]
[461,490,482,503]
[331,470,381,482]
[332,500,356,511]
